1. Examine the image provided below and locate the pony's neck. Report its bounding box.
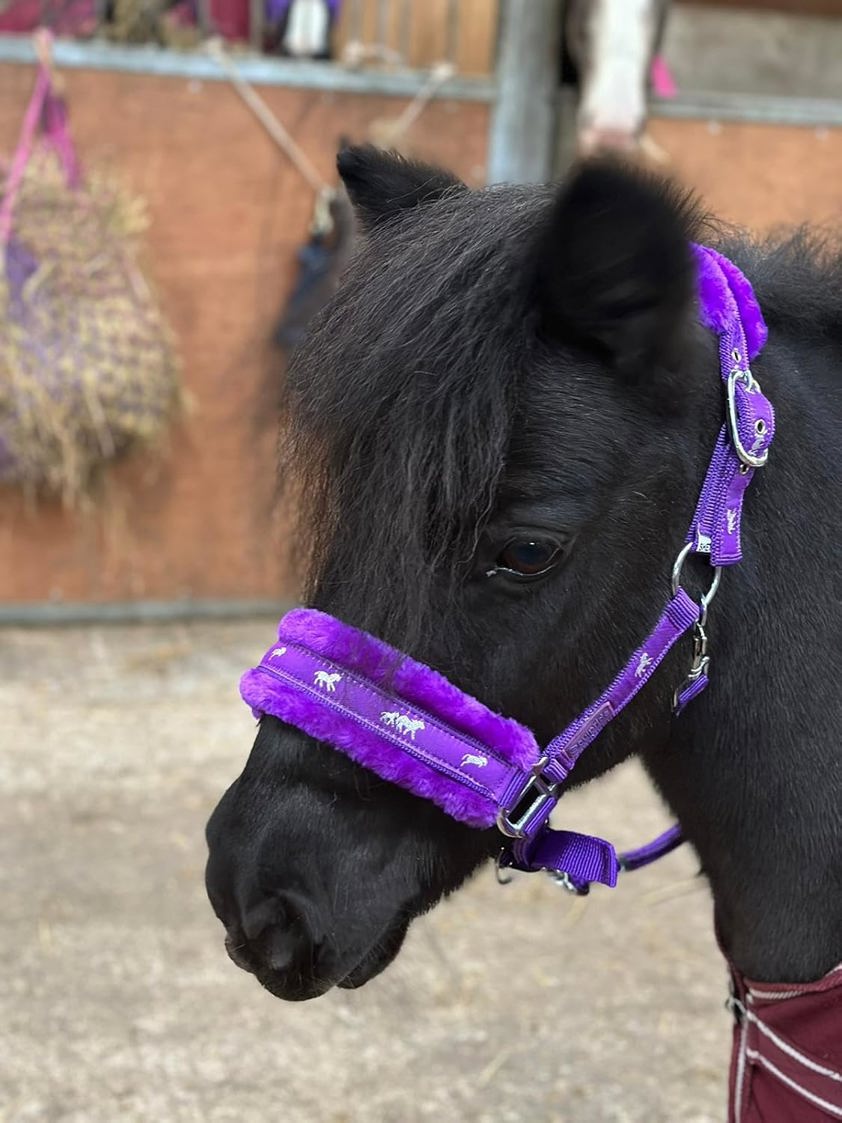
[643,337,842,985]
[644,703,842,983]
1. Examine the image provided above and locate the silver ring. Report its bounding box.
[671,542,722,612]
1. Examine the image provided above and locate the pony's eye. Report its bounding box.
[495,539,563,578]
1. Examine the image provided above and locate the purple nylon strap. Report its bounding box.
[240,242,775,896]
[509,829,619,893]
[545,591,697,784]
[688,245,774,566]
[619,824,685,872]
[495,589,698,857]
[674,668,708,716]
[506,823,686,896]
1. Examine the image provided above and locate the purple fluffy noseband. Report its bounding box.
[240,608,540,829]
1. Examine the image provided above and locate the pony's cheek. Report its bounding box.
[337,916,410,989]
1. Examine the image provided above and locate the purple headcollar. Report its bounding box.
[241,244,775,894]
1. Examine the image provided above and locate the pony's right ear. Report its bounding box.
[532,159,700,377]
[337,145,467,230]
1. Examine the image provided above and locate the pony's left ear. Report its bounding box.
[337,145,467,230]
[532,160,700,376]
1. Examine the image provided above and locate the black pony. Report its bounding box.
[206,149,842,1032]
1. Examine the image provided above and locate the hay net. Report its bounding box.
[0,48,182,502]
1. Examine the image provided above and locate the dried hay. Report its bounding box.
[0,152,183,503]
[101,0,203,49]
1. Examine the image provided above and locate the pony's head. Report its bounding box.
[206,148,713,1000]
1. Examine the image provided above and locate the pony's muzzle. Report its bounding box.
[223,893,331,1001]
[577,122,642,157]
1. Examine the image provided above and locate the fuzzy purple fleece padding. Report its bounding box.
[693,243,768,360]
[275,608,539,770]
[241,665,514,827]
[240,608,541,829]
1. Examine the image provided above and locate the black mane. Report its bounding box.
[724,227,842,346]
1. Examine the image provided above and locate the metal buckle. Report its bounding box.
[495,849,514,885]
[546,870,591,896]
[671,543,720,713]
[672,619,710,711]
[725,993,746,1021]
[727,367,769,469]
[496,756,558,839]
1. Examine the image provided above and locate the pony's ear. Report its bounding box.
[337,145,467,229]
[533,160,700,376]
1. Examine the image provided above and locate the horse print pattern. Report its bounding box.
[380,712,426,740]
[314,670,342,692]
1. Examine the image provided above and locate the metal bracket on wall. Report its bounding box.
[1,35,840,127]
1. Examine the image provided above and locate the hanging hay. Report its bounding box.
[0,61,182,503]
[102,0,203,49]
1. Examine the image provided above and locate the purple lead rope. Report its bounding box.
[240,243,775,896]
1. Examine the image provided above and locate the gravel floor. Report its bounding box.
[1,620,730,1122]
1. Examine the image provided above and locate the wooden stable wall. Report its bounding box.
[0,66,489,606]
[331,1,842,77]
[0,62,840,608]
[334,0,500,76]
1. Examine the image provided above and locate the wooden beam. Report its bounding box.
[487,0,562,184]
[675,0,842,13]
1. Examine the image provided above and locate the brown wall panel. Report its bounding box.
[333,0,499,76]
[0,65,490,604]
[651,117,842,229]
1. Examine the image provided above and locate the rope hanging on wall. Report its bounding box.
[207,37,456,359]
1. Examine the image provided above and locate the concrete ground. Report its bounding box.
[1,620,731,1123]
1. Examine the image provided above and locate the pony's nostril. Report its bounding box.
[262,919,320,977]
[266,935,300,974]
[577,125,639,156]
[232,892,328,993]
[224,931,255,973]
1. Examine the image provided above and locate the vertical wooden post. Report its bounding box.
[555,85,579,176]
[196,0,212,37]
[487,0,562,185]
[445,0,460,65]
[248,0,263,50]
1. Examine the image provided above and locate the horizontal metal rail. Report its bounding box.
[2,35,841,126]
[0,35,495,101]
[652,90,842,128]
